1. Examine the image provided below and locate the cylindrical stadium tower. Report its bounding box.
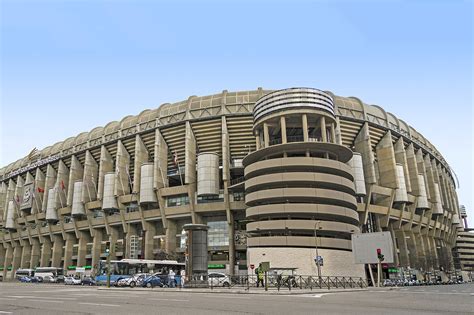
[243,88,364,276]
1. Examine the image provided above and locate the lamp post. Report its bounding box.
[314,221,322,285]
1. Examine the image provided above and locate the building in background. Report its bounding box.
[453,206,473,278]
[0,87,463,280]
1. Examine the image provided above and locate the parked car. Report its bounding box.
[64,276,82,285]
[142,275,164,288]
[117,273,150,288]
[19,276,41,283]
[42,275,58,283]
[81,276,96,286]
[208,272,231,287]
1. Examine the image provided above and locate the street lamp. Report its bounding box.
[314,221,323,283]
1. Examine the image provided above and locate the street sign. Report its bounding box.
[314,256,324,266]
[76,267,85,273]
[259,262,270,272]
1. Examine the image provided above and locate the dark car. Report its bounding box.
[142,275,164,288]
[19,276,41,283]
[82,276,96,286]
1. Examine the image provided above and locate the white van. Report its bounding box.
[15,268,35,280]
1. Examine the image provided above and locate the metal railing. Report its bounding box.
[185,274,367,290]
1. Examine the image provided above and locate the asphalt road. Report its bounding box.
[0,282,472,314]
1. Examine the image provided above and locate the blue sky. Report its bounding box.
[1,0,472,219]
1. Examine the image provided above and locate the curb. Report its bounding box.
[97,287,368,295]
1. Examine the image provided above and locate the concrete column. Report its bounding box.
[280,116,287,144]
[302,114,309,142]
[115,141,131,196]
[376,131,399,189]
[20,242,31,268]
[320,116,327,142]
[396,230,410,267]
[255,132,261,150]
[2,243,13,280]
[330,123,336,143]
[11,243,22,279]
[144,221,156,260]
[165,220,177,253]
[51,235,64,268]
[263,122,269,147]
[30,238,41,269]
[354,123,377,184]
[77,231,91,267]
[109,227,119,260]
[63,233,76,270]
[407,231,418,268]
[91,229,103,271]
[389,226,399,266]
[125,225,137,259]
[40,238,52,267]
[98,146,114,200]
[133,135,150,194]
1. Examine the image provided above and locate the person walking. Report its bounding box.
[168,269,175,288]
[257,268,264,288]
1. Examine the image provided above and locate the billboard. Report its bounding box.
[20,183,34,210]
[351,232,394,264]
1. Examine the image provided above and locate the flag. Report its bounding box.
[37,187,45,193]
[15,194,20,205]
[60,180,65,191]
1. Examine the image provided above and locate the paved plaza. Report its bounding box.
[0,282,472,314]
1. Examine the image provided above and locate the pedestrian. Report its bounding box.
[257,268,264,288]
[169,268,175,288]
[180,269,185,288]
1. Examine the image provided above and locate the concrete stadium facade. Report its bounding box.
[0,87,464,280]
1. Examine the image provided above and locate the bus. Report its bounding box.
[15,268,35,280]
[95,259,185,284]
[34,267,64,282]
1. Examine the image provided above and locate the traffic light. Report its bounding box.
[105,241,111,253]
[114,243,119,253]
[376,248,385,262]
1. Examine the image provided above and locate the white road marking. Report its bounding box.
[79,302,119,307]
[148,298,189,302]
[28,300,64,304]
[0,311,13,314]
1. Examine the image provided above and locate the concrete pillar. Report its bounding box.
[320,116,327,142]
[125,225,137,259]
[154,129,169,189]
[20,242,31,269]
[165,220,177,253]
[2,243,13,280]
[11,243,22,279]
[396,230,410,267]
[30,238,41,269]
[115,141,131,196]
[91,229,103,271]
[98,146,114,200]
[330,123,336,143]
[280,116,287,144]
[77,231,91,267]
[109,227,119,260]
[40,238,52,267]
[376,131,399,189]
[185,121,197,185]
[144,221,156,260]
[133,135,150,193]
[302,114,308,142]
[51,235,64,268]
[63,233,76,270]
[263,122,269,147]
[354,123,377,184]
[407,231,418,268]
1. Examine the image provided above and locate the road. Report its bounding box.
[0,282,472,314]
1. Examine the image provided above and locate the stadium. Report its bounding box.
[0,87,465,281]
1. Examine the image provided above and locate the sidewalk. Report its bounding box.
[97,286,368,295]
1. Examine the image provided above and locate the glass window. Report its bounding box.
[207,221,229,247]
[167,194,189,207]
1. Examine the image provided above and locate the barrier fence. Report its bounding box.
[185,274,367,290]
